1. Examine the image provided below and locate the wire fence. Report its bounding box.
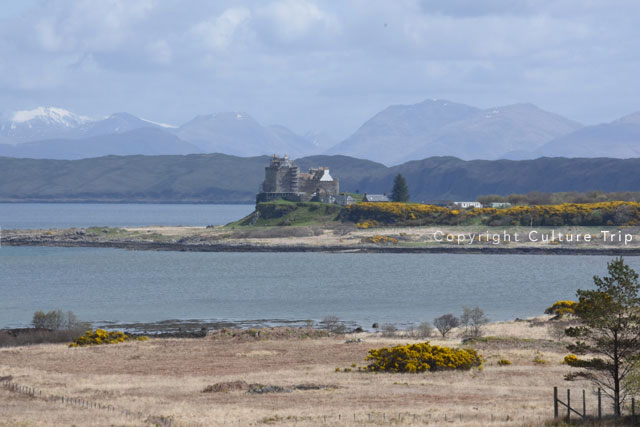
[1,375,556,426]
[0,378,174,426]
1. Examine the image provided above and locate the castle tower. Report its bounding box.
[262,154,299,193]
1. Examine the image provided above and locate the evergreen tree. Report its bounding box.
[390,174,410,202]
[565,257,640,415]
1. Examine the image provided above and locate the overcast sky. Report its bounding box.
[1,0,639,138]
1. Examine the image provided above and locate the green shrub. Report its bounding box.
[366,342,482,373]
[497,359,512,366]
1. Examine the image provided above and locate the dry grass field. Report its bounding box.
[0,318,598,426]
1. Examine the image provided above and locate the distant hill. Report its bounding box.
[529,112,640,158]
[0,154,270,203]
[382,157,640,201]
[175,112,316,158]
[327,99,479,163]
[0,128,201,160]
[3,154,640,203]
[409,103,582,162]
[5,102,640,164]
[328,100,581,164]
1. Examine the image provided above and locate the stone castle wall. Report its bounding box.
[259,155,338,203]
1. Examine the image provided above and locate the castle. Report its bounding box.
[257,154,339,203]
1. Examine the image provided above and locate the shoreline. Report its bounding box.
[5,224,640,255]
[6,238,640,255]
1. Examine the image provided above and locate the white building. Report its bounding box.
[490,202,512,209]
[335,194,356,206]
[454,201,483,209]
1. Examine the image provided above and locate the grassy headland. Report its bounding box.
[5,200,640,254]
[230,200,640,229]
[228,200,344,227]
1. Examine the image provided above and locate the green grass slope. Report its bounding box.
[228,200,344,227]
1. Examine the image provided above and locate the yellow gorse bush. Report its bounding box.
[69,329,149,347]
[564,354,579,365]
[361,234,398,245]
[345,202,452,225]
[343,201,640,227]
[366,342,482,373]
[545,300,578,317]
[355,220,378,229]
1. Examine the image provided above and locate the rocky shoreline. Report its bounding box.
[4,225,640,255]
[6,236,640,255]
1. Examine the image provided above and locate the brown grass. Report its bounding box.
[0,321,599,426]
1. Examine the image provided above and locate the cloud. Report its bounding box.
[30,0,155,53]
[255,0,340,45]
[148,39,172,64]
[0,0,639,136]
[192,7,252,51]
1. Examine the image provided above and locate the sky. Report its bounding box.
[1,0,639,139]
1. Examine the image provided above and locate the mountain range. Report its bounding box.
[2,154,640,203]
[0,107,317,160]
[1,101,639,163]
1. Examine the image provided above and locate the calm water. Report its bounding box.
[2,246,638,329]
[0,203,254,229]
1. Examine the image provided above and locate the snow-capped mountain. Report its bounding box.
[0,107,95,143]
[11,106,93,127]
[0,106,320,159]
[81,112,175,137]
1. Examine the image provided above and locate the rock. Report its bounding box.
[293,383,336,390]
[247,384,292,394]
[202,380,249,393]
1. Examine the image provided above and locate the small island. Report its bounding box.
[5,155,640,255]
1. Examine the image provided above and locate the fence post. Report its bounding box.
[583,389,586,418]
[567,389,571,421]
[554,387,558,418]
[633,398,636,426]
[598,388,602,419]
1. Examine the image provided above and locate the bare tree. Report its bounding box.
[433,314,459,337]
[381,323,397,337]
[32,310,87,330]
[460,306,489,337]
[321,315,346,334]
[415,321,433,338]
